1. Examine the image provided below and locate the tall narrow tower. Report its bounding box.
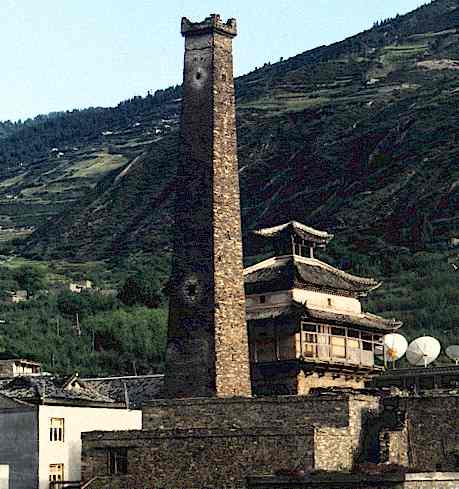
[163,15,252,398]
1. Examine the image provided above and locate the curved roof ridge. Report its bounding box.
[294,256,381,288]
[243,255,290,275]
[304,305,402,331]
[254,221,334,241]
[361,311,403,328]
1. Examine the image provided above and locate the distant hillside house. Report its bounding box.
[0,354,41,377]
[0,370,141,489]
[6,290,28,303]
[68,280,92,293]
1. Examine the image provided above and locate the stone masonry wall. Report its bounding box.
[403,476,459,489]
[163,24,217,399]
[297,371,365,395]
[81,394,382,488]
[82,427,314,489]
[142,395,352,431]
[141,395,381,473]
[211,30,251,398]
[393,396,458,471]
[314,395,380,471]
[163,17,250,399]
[0,361,14,377]
[380,425,409,467]
[247,473,459,489]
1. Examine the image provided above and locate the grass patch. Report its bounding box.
[239,94,330,113]
[0,174,27,190]
[71,153,128,178]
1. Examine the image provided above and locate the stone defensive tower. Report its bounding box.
[163,14,252,398]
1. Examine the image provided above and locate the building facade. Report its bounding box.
[0,369,141,489]
[245,221,401,394]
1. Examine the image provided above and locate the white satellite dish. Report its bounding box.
[380,333,408,363]
[406,336,441,368]
[446,345,459,365]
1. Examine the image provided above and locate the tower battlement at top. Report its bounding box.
[181,14,237,38]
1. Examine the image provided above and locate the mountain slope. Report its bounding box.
[17,0,459,261]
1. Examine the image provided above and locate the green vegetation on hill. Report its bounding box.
[0,86,181,168]
[0,295,167,376]
[0,256,169,375]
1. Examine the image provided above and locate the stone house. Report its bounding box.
[81,391,459,489]
[0,353,41,377]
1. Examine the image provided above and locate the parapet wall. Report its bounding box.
[142,393,377,431]
[248,472,459,489]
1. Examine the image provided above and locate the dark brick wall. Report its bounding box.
[82,427,314,489]
[81,394,383,488]
[141,395,352,431]
[389,396,459,471]
[163,16,251,399]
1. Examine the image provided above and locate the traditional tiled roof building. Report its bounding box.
[245,221,402,395]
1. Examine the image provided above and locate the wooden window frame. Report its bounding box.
[49,418,64,443]
[48,464,64,482]
[108,448,128,475]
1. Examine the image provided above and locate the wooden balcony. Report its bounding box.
[251,322,384,372]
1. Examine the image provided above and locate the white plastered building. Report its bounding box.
[0,366,141,489]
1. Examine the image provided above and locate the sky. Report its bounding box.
[1,0,428,122]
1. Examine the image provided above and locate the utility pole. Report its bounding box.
[75,312,81,336]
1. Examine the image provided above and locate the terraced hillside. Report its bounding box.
[0,94,180,241]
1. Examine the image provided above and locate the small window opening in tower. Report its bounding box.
[187,283,197,296]
[260,295,266,304]
[327,298,332,307]
[222,74,226,81]
[196,72,202,80]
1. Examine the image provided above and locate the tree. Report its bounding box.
[117,275,162,308]
[14,265,47,297]
[56,290,86,316]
